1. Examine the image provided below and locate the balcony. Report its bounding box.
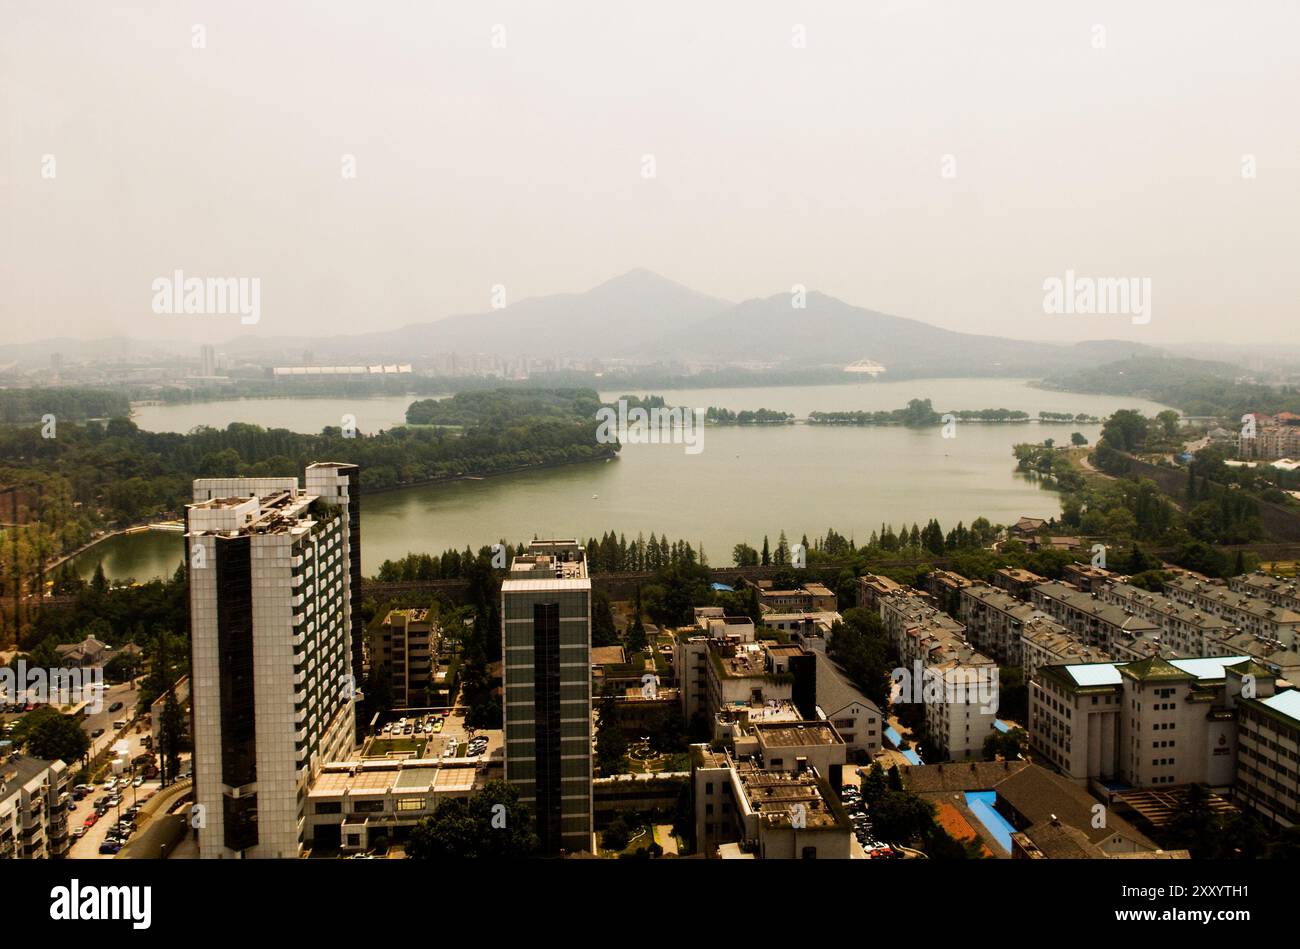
[293,670,306,686]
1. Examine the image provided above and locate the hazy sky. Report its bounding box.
[3,0,1298,348]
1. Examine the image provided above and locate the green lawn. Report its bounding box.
[363,737,427,758]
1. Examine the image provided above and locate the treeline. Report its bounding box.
[0,388,130,423]
[704,407,794,424]
[405,387,607,427]
[372,532,708,581]
[1044,356,1300,419]
[807,399,1072,427]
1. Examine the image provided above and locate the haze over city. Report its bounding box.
[4,0,1299,347]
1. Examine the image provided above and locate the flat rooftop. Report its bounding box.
[754,722,842,747]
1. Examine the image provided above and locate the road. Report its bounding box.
[67,726,189,859]
[81,679,145,759]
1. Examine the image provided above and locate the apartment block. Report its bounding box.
[187,467,358,858]
[0,757,70,859]
[1094,580,1236,655]
[813,651,883,758]
[371,608,441,708]
[1235,688,1300,827]
[757,582,837,613]
[993,567,1046,600]
[878,592,998,760]
[501,540,593,854]
[959,583,1059,666]
[1229,572,1300,613]
[1029,655,1264,790]
[858,573,905,611]
[306,759,490,851]
[1021,618,1113,679]
[691,745,851,859]
[1164,574,1300,649]
[1030,581,1164,656]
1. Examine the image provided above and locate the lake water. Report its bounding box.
[82,379,1170,582]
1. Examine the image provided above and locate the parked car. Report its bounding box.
[82,813,99,828]
[108,701,124,713]
[99,841,123,855]
[90,728,105,739]
[132,776,144,787]
[72,826,87,839]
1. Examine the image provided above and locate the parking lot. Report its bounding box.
[838,782,898,860]
[369,710,500,763]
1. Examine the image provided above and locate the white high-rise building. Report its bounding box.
[187,463,359,858]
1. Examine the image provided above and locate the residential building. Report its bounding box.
[959,583,1060,666]
[1229,572,1300,613]
[1029,655,1265,790]
[187,468,359,858]
[757,582,837,613]
[878,592,998,760]
[1062,562,1116,593]
[0,757,70,859]
[690,745,851,859]
[927,569,973,615]
[1163,574,1300,649]
[370,608,441,708]
[1094,580,1236,655]
[901,760,1168,858]
[993,566,1046,600]
[1030,581,1163,654]
[813,652,882,758]
[1020,618,1112,680]
[500,539,593,854]
[1235,687,1300,828]
[858,573,904,611]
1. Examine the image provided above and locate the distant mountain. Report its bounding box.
[0,271,1172,376]
[319,268,732,360]
[632,290,1165,375]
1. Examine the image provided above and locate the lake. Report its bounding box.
[80,379,1170,582]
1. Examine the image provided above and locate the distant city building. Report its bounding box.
[271,364,412,376]
[500,540,593,854]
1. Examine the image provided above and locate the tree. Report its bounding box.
[1070,432,1088,446]
[158,688,187,784]
[595,690,629,775]
[22,707,90,764]
[1156,409,1181,439]
[592,590,619,647]
[405,781,538,858]
[601,815,631,851]
[1100,409,1150,452]
[871,790,936,845]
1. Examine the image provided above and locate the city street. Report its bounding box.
[67,727,177,859]
[81,679,145,759]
